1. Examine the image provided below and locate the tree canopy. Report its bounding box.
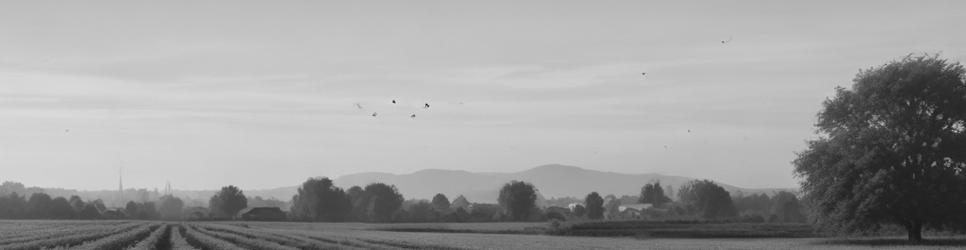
[678,180,737,219]
[498,181,537,221]
[209,185,248,219]
[290,177,350,222]
[158,195,184,220]
[362,183,404,222]
[431,193,450,212]
[794,55,966,241]
[584,192,604,220]
[639,182,671,206]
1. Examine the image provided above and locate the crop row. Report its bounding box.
[0,222,133,245]
[126,224,168,250]
[200,223,360,250]
[181,224,244,250]
[168,225,198,250]
[48,223,158,250]
[253,226,425,250]
[190,224,299,250]
[0,222,143,250]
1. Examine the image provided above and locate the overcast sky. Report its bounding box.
[1,1,965,191]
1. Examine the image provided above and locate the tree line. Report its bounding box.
[0,176,804,223]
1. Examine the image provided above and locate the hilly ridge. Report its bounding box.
[33,164,796,205]
[329,164,794,203]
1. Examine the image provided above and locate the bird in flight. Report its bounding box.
[410,114,416,118]
[65,129,69,133]
[424,103,430,109]
[392,99,397,104]
[641,72,646,77]
[355,103,364,109]
[721,36,733,44]
[371,112,378,117]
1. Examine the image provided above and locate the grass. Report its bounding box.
[551,220,822,238]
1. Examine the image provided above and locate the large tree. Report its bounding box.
[49,197,74,219]
[770,191,806,223]
[290,177,350,222]
[431,193,450,212]
[498,181,537,221]
[584,192,604,220]
[209,185,248,219]
[345,186,367,221]
[639,182,671,206]
[0,193,27,219]
[362,183,404,222]
[158,195,184,220]
[678,180,737,219]
[26,193,52,219]
[794,55,966,241]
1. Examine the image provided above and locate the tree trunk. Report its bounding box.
[906,220,923,242]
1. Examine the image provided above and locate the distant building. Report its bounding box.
[616,203,654,219]
[184,207,210,221]
[567,202,585,213]
[618,203,653,212]
[239,207,287,221]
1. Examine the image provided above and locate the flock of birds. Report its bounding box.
[60,36,736,155]
[359,36,735,122]
[351,37,733,150]
[356,99,432,119]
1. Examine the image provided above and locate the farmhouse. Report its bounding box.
[239,207,287,221]
[615,203,654,219]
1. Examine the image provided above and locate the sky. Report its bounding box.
[1,0,965,191]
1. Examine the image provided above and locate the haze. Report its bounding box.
[1,1,965,191]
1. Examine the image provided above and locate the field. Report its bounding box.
[1,220,964,250]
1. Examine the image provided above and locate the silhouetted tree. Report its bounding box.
[640,182,671,206]
[794,55,966,242]
[408,200,437,222]
[159,195,184,220]
[78,203,102,219]
[290,177,350,221]
[498,181,537,221]
[140,202,159,220]
[209,185,248,219]
[0,193,26,219]
[362,183,404,222]
[678,180,737,219]
[431,193,450,212]
[584,192,604,220]
[733,193,771,214]
[68,196,86,213]
[26,193,52,219]
[603,194,621,220]
[452,207,470,222]
[770,191,805,223]
[346,186,366,221]
[125,201,140,219]
[572,204,586,218]
[90,199,106,213]
[49,197,74,219]
[469,203,502,221]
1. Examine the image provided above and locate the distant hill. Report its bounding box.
[26,164,796,206]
